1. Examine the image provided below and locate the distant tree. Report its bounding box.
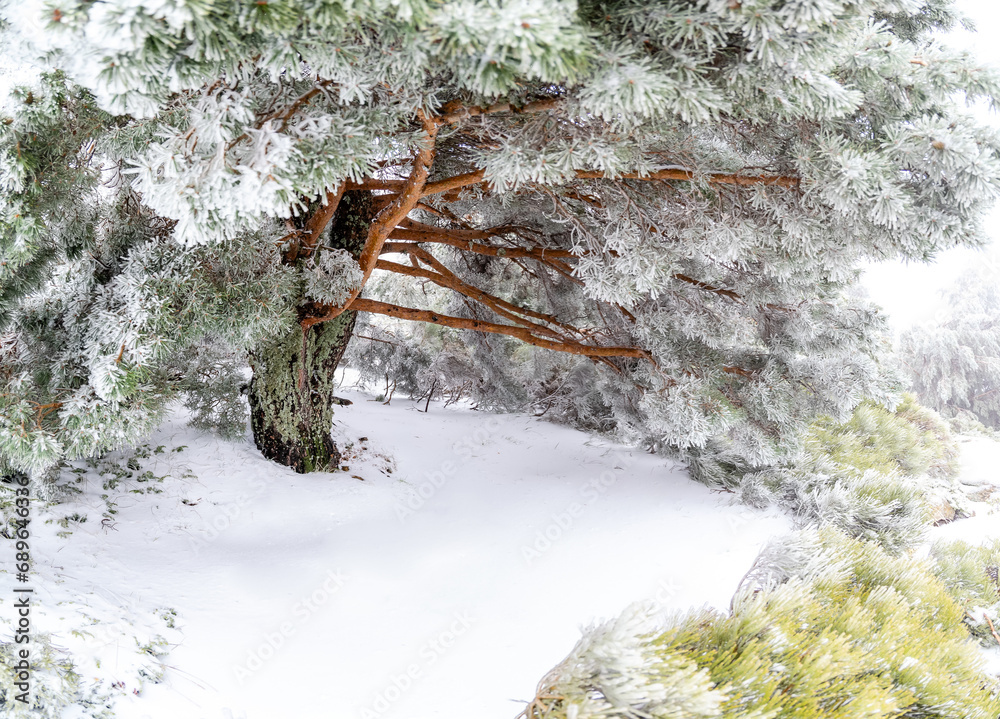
[899,259,1000,429]
[1,0,999,475]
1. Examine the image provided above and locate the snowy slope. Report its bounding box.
[9,378,792,719]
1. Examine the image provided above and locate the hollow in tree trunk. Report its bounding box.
[247,190,375,473]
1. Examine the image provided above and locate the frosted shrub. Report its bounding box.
[931,539,1000,647]
[526,529,1000,719]
[706,397,960,553]
[0,636,111,718]
[525,604,726,719]
[743,463,928,554]
[170,339,249,440]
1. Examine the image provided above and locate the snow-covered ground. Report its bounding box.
[8,378,1000,719]
[2,375,795,719]
[930,436,1000,544]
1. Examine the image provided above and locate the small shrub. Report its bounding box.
[525,605,725,719]
[740,463,928,554]
[173,340,249,440]
[722,396,961,553]
[948,410,1000,439]
[526,530,1000,719]
[806,394,958,480]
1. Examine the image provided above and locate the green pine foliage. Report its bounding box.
[741,464,929,553]
[526,529,1000,719]
[931,538,1000,648]
[806,393,959,480]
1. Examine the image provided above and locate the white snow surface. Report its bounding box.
[931,436,1000,544]
[2,377,794,719]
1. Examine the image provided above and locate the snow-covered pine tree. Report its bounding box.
[898,258,1000,429]
[1,0,999,475]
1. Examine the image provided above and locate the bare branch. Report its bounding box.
[348,298,648,360]
[672,273,742,302]
[421,167,800,198]
[374,258,567,341]
[285,184,346,262]
[378,243,587,339]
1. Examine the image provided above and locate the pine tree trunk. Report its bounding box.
[247,190,375,473]
[248,315,356,473]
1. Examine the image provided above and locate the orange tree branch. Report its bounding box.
[285,183,347,262]
[384,233,581,286]
[559,189,605,208]
[722,365,759,379]
[672,273,742,302]
[392,218,582,278]
[348,298,648,359]
[388,244,587,337]
[396,219,499,242]
[346,177,407,192]
[303,111,439,329]
[422,170,491,197]
[386,232,754,311]
[387,229,573,259]
[374,258,568,341]
[421,167,800,198]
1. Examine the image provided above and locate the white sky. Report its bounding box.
[862,0,1000,330]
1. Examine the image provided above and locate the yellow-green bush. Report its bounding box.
[735,396,962,553]
[741,463,928,554]
[931,538,1000,647]
[526,530,1000,719]
[806,393,958,480]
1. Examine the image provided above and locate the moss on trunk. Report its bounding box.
[248,314,355,473]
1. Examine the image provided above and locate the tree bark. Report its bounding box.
[247,315,356,473]
[247,190,374,473]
